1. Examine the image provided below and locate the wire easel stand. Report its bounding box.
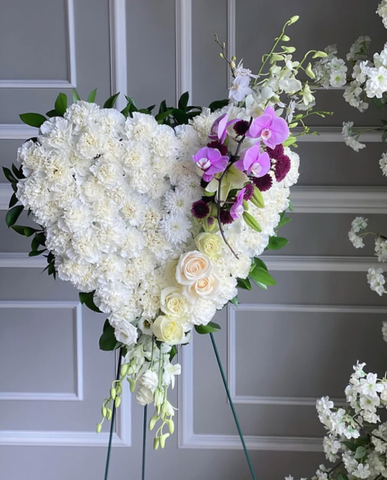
[104,335,257,480]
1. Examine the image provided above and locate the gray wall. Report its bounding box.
[0,1,387,479]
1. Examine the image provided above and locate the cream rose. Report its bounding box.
[175,250,212,285]
[195,233,223,260]
[152,315,184,345]
[113,320,138,346]
[183,273,220,302]
[160,287,192,321]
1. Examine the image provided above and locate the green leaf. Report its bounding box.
[230,295,239,306]
[169,345,177,361]
[79,291,102,313]
[31,232,46,250]
[146,104,155,113]
[382,130,387,143]
[208,99,229,112]
[55,93,68,116]
[2,167,16,183]
[265,236,289,251]
[99,322,121,351]
[252,258,268,272]
[195,321,221,335]
[283,136,297,147]
[237,277,252,290]
[158,100,168,114]
[337,473,349,480]
[178,91,189,112]
[103,92,120,109]
[87,88,97,103]
[11,225,38,237]
[255,281,268,290]
[172,108,189,124]
[250,266,276,286]
[8,193,18,208]
[46,109,58,118]
[28,249,46,256]
[6,205,24,227]
[12,164,24,180]
[277,215,291,228]
[155,109,173,124]
[288,200,293,212]
[72,88,81,102]
[354,446,367,460]
[19,113,47,128]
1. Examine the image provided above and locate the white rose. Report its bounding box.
[140,370,159,393]
[160,287,192,321]
[195,233,223,260]
[136,386,154,406]
[114,320,138,346]
[183,273,220,302]
[152,315,184,345]
[176,250,212,285]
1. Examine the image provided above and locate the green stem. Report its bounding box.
[104,348,123,480]
[209,333,257,480]
[142,405,148,480]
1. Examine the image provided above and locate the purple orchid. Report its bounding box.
[234,144,271,178]
[209,113,238,144]
[230,187,246,220]
[192,147,229,182]
[246,106,289,149]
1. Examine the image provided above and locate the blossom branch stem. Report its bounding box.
[327,460,343,477]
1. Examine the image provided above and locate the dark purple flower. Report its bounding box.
[247,106,289,149]
[191,200,210,219]
[243,183,254,201]
[266,144,284,160]
[253,174,273,192]
[207,141,228,156]
[233,120,250,136]
[220,209,234,225]
[274,155,291,182]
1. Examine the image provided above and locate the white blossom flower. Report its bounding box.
[379,152,387,175]
[342,122,366,152]
[367,268,387,296]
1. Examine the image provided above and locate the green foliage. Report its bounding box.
[79,291,102,313]
[265,236,289,250]
[169,345,177,361]
[72,88,81,102]
[6,205,24,227]
[250,266,277,287]
[237,277,252,290]
[19,113,47,128]
[103,92,120,109]
[87,88,97,103]
[178,91,189,111]
[11,225,38,237]
[55,93,68,116]
[277,211,291,229]
[229,296,239,306]
[99,320,121,351]
[194,321,221,334]
[208,99,229,112]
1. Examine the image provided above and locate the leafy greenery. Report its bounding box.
[195,321,221,334]
[265,236,289,250]
[79,291,102,313]
[19,113,47,128]
[55,93,68,116]
[99,320,122,351]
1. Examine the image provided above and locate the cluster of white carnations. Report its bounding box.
[15,95,299,441]
[287,362,387,480]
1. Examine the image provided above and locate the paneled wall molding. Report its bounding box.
[109,0,127,110]
[0,252,379,272]
[175,0,192,102]
[227,303,387,407]
[0,0,76,89]
[291,186,387,213]
[296,127,381,142]
[1,183,386,213]
[227,0,236,88]
[178,339,323,451]
[0,124,37,139]
[0,301,83,401]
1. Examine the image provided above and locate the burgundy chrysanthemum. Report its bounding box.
[266,144,284,160]
[191,200,210,219]
[243,183,254,201]
[233,120,250,136]
[252,174,273,192]
[219,209,234,225]
[274,155,291,182]
[207,141,228,156]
